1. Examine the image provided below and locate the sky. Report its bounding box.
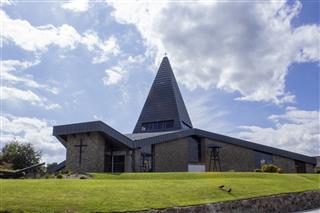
[1,0,319,163]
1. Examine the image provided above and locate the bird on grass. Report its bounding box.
[227,188,232,193]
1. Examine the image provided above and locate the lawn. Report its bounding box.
[1,172,319,212]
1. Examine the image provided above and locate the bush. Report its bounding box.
[62,169,72,175]
[315,167,320,173]
[0,162,13,170]
[56,174,63,179]
[261,164,280,173]
[254,169,262,172]
[80,176,87,179]
[45,174,54,179]
[276,168,283,173]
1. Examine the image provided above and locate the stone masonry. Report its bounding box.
[66,132,105,173]
[306,163,315,173]
[272,155,296,173]
[137,190,320,213]
[154,139,189,172]
[204,138,256,172]
[153,137,315,173]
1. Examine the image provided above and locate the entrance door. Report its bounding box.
[113,155,125,173]
[104,155,112,172]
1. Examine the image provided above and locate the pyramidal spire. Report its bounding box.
[133,56,193,133]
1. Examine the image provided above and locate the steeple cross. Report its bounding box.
[74,138,87,165]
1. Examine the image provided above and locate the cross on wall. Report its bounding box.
[74,138,87,165]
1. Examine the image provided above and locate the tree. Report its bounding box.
[0,141,41,170]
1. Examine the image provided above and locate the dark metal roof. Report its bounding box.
[47,161,66,173]
[133,56,193,133]
[132,128,193,147]
[125,130,180,141]
[53,121,316,165]
[53,121,133,148]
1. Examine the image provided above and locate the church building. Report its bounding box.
[53,56,316,173]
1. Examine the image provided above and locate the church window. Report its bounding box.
[141,120,174,131]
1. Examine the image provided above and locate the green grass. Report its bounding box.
[1,172,319,213]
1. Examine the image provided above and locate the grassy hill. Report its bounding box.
[1,172,320,212]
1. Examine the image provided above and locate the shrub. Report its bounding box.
[56,174,63,179]
[62,169,71,175]
[80,176,87,179]
[254,169,262,172]
[45,174,54,179]
[261,164,280,173]
[315,167,320,173]
[276,168,283,173]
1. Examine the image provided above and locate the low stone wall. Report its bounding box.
[137,190,320,213]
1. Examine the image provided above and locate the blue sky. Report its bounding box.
[1,0,319,163]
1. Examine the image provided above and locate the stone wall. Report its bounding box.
[272,155,296,173]
[133,148,141,172]
[306,163,315,173]
[203,139,314,173]
[125,150,133,172]
[152,137,314,173]
[66,133,105,173]
[138,190,320,213]
[154,139,188,172]
[204,139,256,172]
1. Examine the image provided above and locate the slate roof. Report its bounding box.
[53,121,316,165]
[133,56,193,133]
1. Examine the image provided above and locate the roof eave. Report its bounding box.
[53,121,134,149]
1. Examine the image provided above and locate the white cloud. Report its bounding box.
[1,10,119,63]
[1,9,81,52]
[2,59,40,71]
[1,59,59,93]
[0,0,13,6]
[103,66,123,85]
[238,107,320,156]
[102,54,145,85]
[1,86,61,110]
[109,1,320,104]
[82,32,120,64]
[0,114,65,163]
[109,1,166,58]
[186,95,232,134]
[1,59,61,110]
[61,0,89,12]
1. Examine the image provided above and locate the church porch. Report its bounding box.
[59,132,140,173]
